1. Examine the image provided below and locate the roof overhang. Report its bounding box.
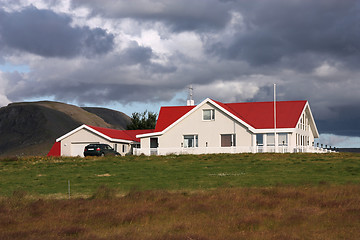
[252,128,296,134]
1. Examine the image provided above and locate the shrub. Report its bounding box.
[89,185,117,200]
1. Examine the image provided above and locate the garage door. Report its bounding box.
[71,143,97,157]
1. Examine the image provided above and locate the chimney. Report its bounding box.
[187,85,194,106]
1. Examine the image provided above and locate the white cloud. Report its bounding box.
[0,72,11,107]
[318,133,360,148]
[194,79,261,103]
[132,29,204,59]
[314,62,338,77]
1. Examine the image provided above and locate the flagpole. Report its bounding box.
[274,83,277,152]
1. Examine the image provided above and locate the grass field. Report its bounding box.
[1,153,360,196]
[1,153,360,239]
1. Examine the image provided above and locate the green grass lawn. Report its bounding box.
[1,153,360,196]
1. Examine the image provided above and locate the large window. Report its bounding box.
[267,133,275,146]
[278,133,288,146]
[203,109,215,121]
[221,134,236,147]
[184,135,198,148]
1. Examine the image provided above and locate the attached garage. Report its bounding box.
[47,125,154,157]
[70,142,99,157]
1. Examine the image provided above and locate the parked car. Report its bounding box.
[84,144,120,157]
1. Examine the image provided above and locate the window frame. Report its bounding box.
[256,134,264,146]
[183,135,199,148]
[203,109,215,121]
[278,133,288,146]
[267,133,275,146]
[221,134,236,147]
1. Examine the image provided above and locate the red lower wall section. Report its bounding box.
[47,142,61,156]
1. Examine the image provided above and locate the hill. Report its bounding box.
[0,101,131,156]
[82,107,131,130]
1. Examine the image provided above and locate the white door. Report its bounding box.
[71,143,91,157]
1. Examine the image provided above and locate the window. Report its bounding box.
[184,135,198,148]
[203,109,215,121]
[256,134,263,146]
[150,138,158,148]
[221,134,236,147]
[267,133,275,146]
[122,144,127,152]
[278,133,288,146]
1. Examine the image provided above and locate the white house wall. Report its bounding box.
[292,107,316,149]
[140,137,150,150]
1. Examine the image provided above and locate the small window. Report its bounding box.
[203,109,215,121]
[184,135,198,148]
[221,134,236,147]
[122,144,126,152]
[256,134,263,146]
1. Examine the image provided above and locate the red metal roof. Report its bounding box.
[87,126,154,142]
[154,100,307,132]
[221,100,307,129]
[155,105,196,132]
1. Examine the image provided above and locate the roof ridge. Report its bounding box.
[224,100,307,105]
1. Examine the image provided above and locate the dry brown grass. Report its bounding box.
[1,185,360,239]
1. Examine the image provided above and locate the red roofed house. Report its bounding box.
[48,125,153,157]
[134,98,321,155]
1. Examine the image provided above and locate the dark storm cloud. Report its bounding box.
[120,44,153,65]
[5,68,178,105]
[0,6,114,57]
[317,105,360,137]
[208,0,360,67]
[4,45,178,105]
[72,0,232,32]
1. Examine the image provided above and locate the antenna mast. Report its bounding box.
[187,85,194,106]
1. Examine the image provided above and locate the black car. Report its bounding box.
[84,144,120,157]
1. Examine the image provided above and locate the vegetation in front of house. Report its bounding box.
[1,153,360,196]
[1,185,360,239]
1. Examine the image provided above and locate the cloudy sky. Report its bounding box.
[0,0,359,147]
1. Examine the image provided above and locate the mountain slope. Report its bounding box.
[82,107,131,130]
[0,101,131,156]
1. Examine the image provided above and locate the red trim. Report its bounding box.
[47,142,61,156]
